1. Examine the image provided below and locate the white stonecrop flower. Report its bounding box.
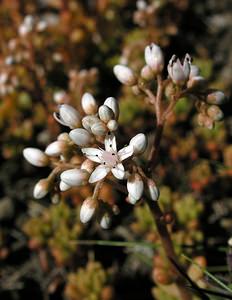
[82,134,134,183]
[168,54,191,85]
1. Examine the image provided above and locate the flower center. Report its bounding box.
[101,151,119,167]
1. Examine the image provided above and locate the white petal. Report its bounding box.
[118,145,134,161]
[111,163,125,180]
[104,133,117,152]
[89,165,110,183]
[81,148,102,163]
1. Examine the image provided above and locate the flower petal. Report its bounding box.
[89,165,110,183]
[82,148,102,163]
[104,133,117,152]
[118,145,134,161]
[111,163,125,180]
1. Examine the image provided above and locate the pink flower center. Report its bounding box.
[101,151,119,167]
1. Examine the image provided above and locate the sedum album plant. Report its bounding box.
[23,43,226,300]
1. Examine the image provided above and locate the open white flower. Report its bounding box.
[82,133,133,183]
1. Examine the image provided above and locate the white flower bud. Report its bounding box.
[127,173,144,201]
[91,121,107,136]
[19,24,31,36]
[207,91,226,105]
[54,104,81,128]
[98,105,114,123]
[141,65,154,80]
[144,44,164,74]
[187,76,206,89]
[53,91,67,104]
[33,179,50,199]
[59,180,71,191]
[80,197,97,223]
[207,105,223,121]
[168,54,191,86]
[82,115,101,132]
[129,133,147,155]
[113,65,137,86]
[23,148,49,167]
[60,169,89,187]
[81,159,95,174]
[81,93,98,115]
[57,132,71,142]
[45,141,68,157]
[69,128,93,147]
[189,65,200,78]
[147,179,159,201]
[100,212,111,229]
[107,120,118,132]
[127,194,138,205]
[104,97,119,120]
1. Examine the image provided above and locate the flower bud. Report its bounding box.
[45,141,68,157]
[104,97,119,120]
[107,120,118,132]
[80,197,97,223]
[69,128,93,147]
[207,105,223,121]
[81,93,98,115]
[100,212,111,229]
[147,179,159,201]
[60,169,89,186]
[168,54,191,85]
[82,115,100,132]
[113,65,137,86]
[91,121,107,136]
[53,91,67,104]
[33,179,50,199]
[140,65,154,80]
[197,113,205,127]
[127,173,144,201]
[206,91,226,105]
[127,194,138,205]
[54,104,81,129]
[129,133,147,155]
[57,132,71,142]
[144,44,164,74]
[81,159,95,174]
[23,148,49,167]
[98,105,114,123]
[59,180,71,192]
[189,65,200,78]
[187,76,206,89]
[36,20,47,32]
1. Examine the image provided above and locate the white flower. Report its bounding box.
[82,134,134,183]
[168,54,191,85]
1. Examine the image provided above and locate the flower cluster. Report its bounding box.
[23,92,158,227]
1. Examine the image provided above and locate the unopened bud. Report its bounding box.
[104,97,119,120]
[59,180,71,191]
[60,169,89,186]
[140,65,154,80]
[100,212,111,229]
[54,104,81,129]
[129,133,147,155]
[33,179,50,199]
[207,105,223,121]
[23,148,49,167]
[81,93,98,115]
[187,76,206,89]
[69,128,93,147]
[45,141,68,157]
[113,65,137,86]
[57,132,71,142]
[98,105,114,123]
[82,115,101,132]
[207,91,226,105]
[144,44,164,74]
[107,120,118,132]
[168,54,191,86]
[127,173,144,201]
[147,179,159,201]
[53,91,67,104]
[127,194,139,205]
[81,159,95,173]
[80,197,97,223]
[91,121,107,136]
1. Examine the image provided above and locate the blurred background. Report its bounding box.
[0,0,232,299]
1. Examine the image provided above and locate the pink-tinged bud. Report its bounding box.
[207,91,226,105]
[147,179,159,201]
[45,141,68,157]
[187,76,206,89]
[168,54,191,86]
[98,105,114,123]
[100,212,111,229]
[33,179,50,199]
[91,121,107,136]
[59,180,71,192]
[207,105,223,121]
[127,173,144,202]
[57,132,71,142]
[129,133,147,155]
[82,115,101,132]
[189,65,200,78]
[60,169,89,186]
[140,65,154,80]
[54,104,81,129]
[80,197,97,223]
[81,93,98,115]
[104,97,119,120]
[53,91,67,104]
[107,120,118,132]
[144,44,164,74]
[113,65,137,86]
[23,148,49,167]
[69,128,93,147]
[81,159,95,174]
